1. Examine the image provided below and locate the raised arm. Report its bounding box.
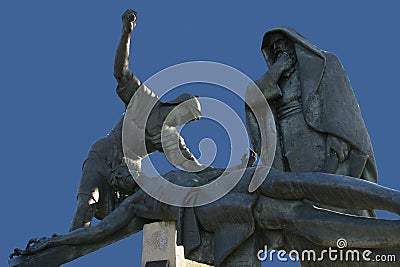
[114,9,141,105]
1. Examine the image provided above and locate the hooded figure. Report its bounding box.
[246,26,378,266]
[246,26,377,185]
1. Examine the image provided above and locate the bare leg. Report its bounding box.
[260,169,400,214]
[255,196,400,248]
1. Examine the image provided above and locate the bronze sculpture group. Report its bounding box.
[9,9,400,267]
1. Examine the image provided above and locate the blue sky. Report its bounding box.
[1,1,400,266]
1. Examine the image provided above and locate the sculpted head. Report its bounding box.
[268,34,296,66]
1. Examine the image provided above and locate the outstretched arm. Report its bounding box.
[11,186,179,257]
[12,192,140,257]
[114,9,141,105]
[58,196,136,244]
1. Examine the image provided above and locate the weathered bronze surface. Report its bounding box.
[9,9,400,267]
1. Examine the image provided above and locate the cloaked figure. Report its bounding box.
[246,27,379,266]
[246,26,377,200]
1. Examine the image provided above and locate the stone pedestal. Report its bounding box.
[142,221,211,267]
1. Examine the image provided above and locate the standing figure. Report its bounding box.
[246,26,377,193]
[245,27,378,266]
[70,9,204,231]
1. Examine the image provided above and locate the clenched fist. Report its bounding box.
[122,9,138,33]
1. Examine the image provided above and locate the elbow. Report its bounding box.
[113,71,123,86]
[114,70,126,85]
[115,71,136,89]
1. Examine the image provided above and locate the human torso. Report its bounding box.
[273,70,326,172]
